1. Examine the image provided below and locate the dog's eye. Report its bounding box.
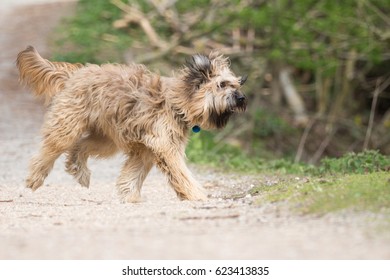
[219,81,227,88]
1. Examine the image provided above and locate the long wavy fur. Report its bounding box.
[16,46,84,105]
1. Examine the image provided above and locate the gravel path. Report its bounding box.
[1,0,389,260]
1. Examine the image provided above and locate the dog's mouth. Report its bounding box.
[234,101,247,112]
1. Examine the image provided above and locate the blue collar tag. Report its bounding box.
[192,125,201,133]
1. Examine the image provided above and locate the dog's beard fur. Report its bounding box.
[16,46,246,203]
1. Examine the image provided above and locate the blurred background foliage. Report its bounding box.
[52,0,390,171]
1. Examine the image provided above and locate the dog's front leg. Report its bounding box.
[116,148,153,203]
[154,152,207,201]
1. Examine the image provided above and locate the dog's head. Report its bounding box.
[180,52,247,130]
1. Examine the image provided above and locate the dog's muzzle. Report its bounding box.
[208,91,247,129]
[234,91,247,111]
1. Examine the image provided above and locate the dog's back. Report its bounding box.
[16,46,84,104]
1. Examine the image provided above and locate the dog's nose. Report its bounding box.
[237,96,246,103]
[235,92,246,105]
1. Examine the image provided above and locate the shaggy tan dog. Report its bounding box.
[16,46,247,202]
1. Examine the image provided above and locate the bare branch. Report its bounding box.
[363,76,390,150]
[111,0,168,49]
[280,68,309,126]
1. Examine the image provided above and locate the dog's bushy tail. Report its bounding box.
[16,46,84,104]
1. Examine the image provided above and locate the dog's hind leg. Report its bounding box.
[26,145,61,191]
[26,110,86,191]
[116,146,154,203]
[65,133,118,188]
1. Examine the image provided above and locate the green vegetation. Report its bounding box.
[245,150,390,214]
[188,134,390,175]
[52,0,132,63]
[316,150,390,175]
[250,172,390,214]
[189,137,390,214]
[187,129,313,174]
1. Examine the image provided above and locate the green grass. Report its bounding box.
[315,150,390,175]
[186,131,262,171]
[187,132,390,175]
[186,131,312,173]
[250,172,390,214]
[188,136,390,214]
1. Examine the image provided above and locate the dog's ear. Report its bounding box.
[239,74,248,86]
[185,54,212,88]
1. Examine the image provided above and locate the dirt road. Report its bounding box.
[0,0,389,259]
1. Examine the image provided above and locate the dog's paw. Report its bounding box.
[179,188,208,201]
[66,162,90,188]
[121,192,143,203]
[26,176,44,191]
[76,170,91,188]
